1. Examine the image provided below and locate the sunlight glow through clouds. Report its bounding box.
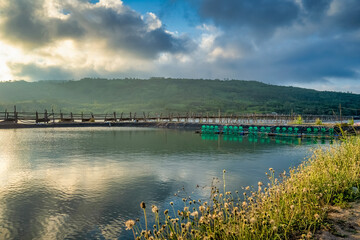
[0,0,189,80]
[0,42,23,80]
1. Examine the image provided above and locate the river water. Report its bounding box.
[0,127,331,239]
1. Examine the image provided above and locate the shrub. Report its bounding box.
[315,118,322,125]
[348,118,354,125]
[293,115,303,125]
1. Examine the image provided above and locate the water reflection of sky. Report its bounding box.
[0,128,332,239]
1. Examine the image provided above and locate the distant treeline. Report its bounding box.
[0,78,359,115]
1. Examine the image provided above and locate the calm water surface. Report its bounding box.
[0,127,330,239]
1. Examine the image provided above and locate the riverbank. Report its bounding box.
[126,137,360,239]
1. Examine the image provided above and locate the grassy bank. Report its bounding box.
[126,137,360,239]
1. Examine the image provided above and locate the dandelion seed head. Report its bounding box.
[191,211,199,218]
[151,205,158,213]
[125,220,135,230]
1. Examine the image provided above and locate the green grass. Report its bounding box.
[126,137,360,239]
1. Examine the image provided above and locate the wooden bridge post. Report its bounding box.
[60,110,63,122]
[134,112,136,122]
[218,109,221,124]
[114,112,117,122]
[4,109,7,121]
[35,111,39,123]
[44,109,48,123]
[143,112,146,122]
[120,112,123,122]
[70,112,73,122]
[14,105,18,123]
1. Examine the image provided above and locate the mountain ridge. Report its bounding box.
[0,78,359,115]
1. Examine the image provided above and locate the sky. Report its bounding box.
[0,0,359,92]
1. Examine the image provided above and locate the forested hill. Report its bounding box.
[0,78,359,115]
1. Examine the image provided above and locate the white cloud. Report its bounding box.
[96,0,124,12]
[144,12,162,31]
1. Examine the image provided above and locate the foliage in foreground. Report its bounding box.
[126,137,360,239]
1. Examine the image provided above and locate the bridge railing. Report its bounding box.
[0,108,355,125]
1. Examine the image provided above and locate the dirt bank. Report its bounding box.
[317,201,360,239]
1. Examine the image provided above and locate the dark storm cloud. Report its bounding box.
[185,0,360,85]
[0,0,193,58]
[76,5,193,58]
[329,0,360,31]
[302,0,331,19]
[193,0,300,37]
[276,37,360,81]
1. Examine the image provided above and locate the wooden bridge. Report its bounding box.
[1,106,356,125]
